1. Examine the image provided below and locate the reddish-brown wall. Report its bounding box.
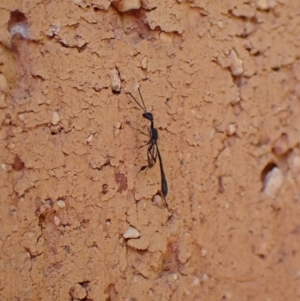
[1,0,300,300]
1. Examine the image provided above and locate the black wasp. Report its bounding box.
[127,88,169,211]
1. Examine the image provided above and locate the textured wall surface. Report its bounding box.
[1,0,300,300]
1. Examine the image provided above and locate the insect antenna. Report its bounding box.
[137,88,148,112]
[127,90,146,113]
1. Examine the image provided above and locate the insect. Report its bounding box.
[127,88,169,211]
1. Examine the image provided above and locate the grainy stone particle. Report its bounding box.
[87,134,93,143]
[9,22,29,39]
[123,226,140,239]
[141,57,147,69]
[257,0,275,10]
[52,111,60,125]
[202,273,209,282]
[54,215,61,226]
[113,0,141,12]
[226,123,237,136]
[192,277,200,286]
[109,68,121,92]
[229,50,243,76]
[115,121,121,129]
[200,248,207,257]
[152,194,164,208]
[272,134,288,156]
[44,199,52,208]
[255,242,268,257]
[57,200,66,209]
[263,167,283,197]
[46,24,60,37]
[70,283,87,299]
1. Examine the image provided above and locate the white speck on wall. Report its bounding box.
[263,167,283,197]
[9,22,29,39]
[123,226,140,239]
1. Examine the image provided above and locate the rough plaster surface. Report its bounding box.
[0,0,300,300]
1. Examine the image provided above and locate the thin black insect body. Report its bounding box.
[128,88,169,211]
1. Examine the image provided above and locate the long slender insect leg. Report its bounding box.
[130,123,149,137]
[138,140,157,172]
[138,127,153,149]
[139,139,152,149]
[148,143,157,166]
[138,165,149,174]
[137,144,153,174]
